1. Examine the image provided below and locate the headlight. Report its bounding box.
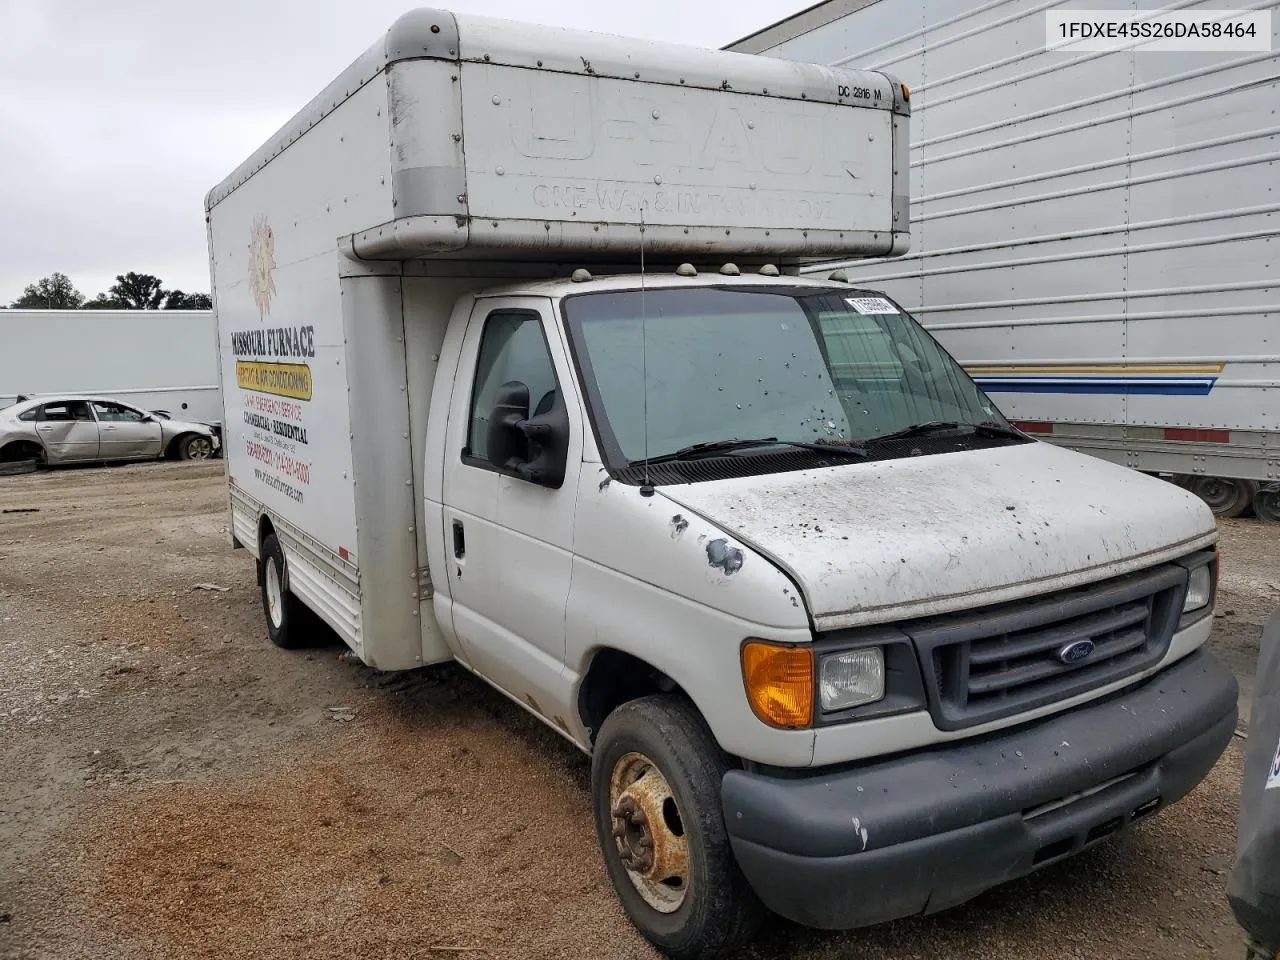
[819,647,885,712]
[1183,565,1213,613]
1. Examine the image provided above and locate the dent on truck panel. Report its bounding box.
[706,538,744,575]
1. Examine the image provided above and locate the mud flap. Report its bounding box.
[1228,611,1280,953]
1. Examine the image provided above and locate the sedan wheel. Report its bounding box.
[180,435,214,461]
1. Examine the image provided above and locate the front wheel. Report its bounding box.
[177,434,215,461]
[591,696,764,959]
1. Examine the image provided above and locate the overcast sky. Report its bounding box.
[0,0,803,304]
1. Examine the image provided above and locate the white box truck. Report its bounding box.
[207,10,1237,957]
[730,0,1280,523]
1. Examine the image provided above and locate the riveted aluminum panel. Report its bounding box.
[737,0,1279,478]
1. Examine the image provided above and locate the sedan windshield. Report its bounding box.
[562,285,1016,470]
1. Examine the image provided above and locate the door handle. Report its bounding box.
[452,520,466,559]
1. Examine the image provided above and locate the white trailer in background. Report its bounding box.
[729,0,1280,521]
[0,309,221,427]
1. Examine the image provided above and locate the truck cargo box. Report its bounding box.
[207,8,910,266]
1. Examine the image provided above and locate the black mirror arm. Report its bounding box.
[500,421,550,482]
[518,420,554,443]
[516,407,569,488]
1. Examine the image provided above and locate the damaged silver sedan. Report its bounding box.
[0,395,219,474]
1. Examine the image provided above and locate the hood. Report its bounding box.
[159,418,215,437]
[660,441,1216,632]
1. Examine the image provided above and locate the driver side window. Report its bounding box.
[465,310,558,464]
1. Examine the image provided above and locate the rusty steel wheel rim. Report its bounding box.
[608,751,690,913]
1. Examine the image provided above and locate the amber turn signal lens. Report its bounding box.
[742,641,815,729]
[901,83,911,101]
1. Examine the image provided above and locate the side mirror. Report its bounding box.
[485,380,569,489]
[486,382,531,471]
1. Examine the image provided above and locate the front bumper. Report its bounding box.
[722,650,1238,930]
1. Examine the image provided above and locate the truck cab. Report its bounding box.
[207,10,1237,958]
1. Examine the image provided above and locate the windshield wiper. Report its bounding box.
[633,437,867,467]
[975,420,1029,440]
[867,420,1026,444]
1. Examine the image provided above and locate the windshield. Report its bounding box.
[563,285,1012,468]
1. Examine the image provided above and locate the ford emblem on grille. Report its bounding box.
[1058,639,1096,665]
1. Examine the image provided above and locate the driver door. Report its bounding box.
[91,401,163,460]
[439,296,583,718]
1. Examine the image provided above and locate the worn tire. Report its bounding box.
[177,433,215,461]
[592,695,765,959]
[259,533,312,649]
[1190,476,1258,519]
[0,458,39,476]
[1254,486,1280,524]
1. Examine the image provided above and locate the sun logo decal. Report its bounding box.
[248,214,277,319]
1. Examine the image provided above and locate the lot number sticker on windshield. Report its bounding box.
[845,297,899,315]
[1268,735,1280,790]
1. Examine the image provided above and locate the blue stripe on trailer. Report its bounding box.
[973,377,1217,397]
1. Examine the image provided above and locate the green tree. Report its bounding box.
[11,272,84,309]
[82,293,128,310]
[162,290,213,310]
[108,272,167,310]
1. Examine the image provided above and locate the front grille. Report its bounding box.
[908,563,1187,731]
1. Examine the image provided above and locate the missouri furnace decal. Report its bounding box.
[233,215,313,503]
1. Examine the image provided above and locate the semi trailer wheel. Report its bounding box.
[1191,477,1258,519]
[591,695,763,959]
[1254,485,1280,525]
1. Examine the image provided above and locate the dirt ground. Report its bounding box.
[0,463,1275,960]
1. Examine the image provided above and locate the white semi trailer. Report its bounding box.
[730,0,1280,521]
[0,309,221,426]
[208,9,1236,957]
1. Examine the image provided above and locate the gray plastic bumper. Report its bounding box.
[722,650,1238,930]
